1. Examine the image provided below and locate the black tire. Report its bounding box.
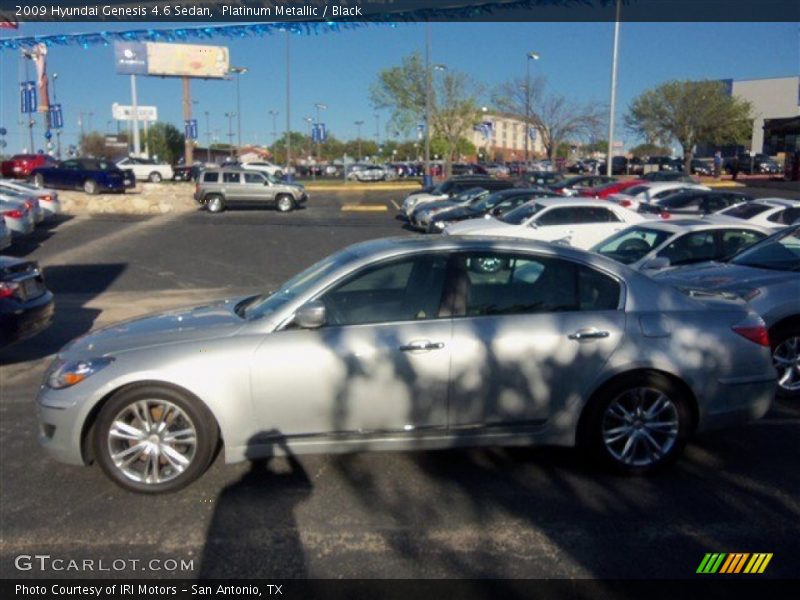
[148,171,162,183]
[83,179,98,195]
[94,385,218,494]
[770,324,800,400]
[206,194,225,213]
[276,194,295,213]
[579,372,692,475]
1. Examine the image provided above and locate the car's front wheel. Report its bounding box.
[83,179,98,195]
[94,385,219,494]
[276,194,295,213]
[771,324,800,400]
[148,171,162,183]
[580,373,691,475]
[206,194,225,213]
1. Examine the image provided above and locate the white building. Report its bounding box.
[730,76,799,153]
[470,112,545,160]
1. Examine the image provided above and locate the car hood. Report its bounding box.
[416,199,460,214]
[653,261,794,295]
[61,297,250,358]
[433,205,483,221]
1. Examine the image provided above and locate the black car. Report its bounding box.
[520,171,564,186]
[638,190,752,218]
[173,164,204,182]
[690,159,713,176]
[598,156,630,175]
[0,256,54,347]
[640,170,696,183]
[427,188,552,232]
[726,153,781,175]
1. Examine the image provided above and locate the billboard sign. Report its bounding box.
[147,43,229,79]
[112,103,158,122]
[115,42,148,75]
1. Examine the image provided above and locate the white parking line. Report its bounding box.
[390,199,400,210]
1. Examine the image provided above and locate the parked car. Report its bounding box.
[0,197,35,236]
[597,156,630,175]
[443,198,644,249]
[0,219,11,250]
[549,175,615,197]
[408,187,491,231]
[715,198,800,230]
[726,153,781,175]
[349,165,395,182]
[172,163,205,182]
[654,225,800,399]
[0,255,54,347]
[1,153,58,179]
[36,235,775,492]
[690,159,713,176]
[520,171,563,187]
[194,168,308,213]
[639,171,696,183]
[579,179,646,200]
[567,159,599,174]
[591,220,770,271]
[0,179,61,216]
[608,182,712,211]
[451,163,488,176]
[31,158,132,194]
[636,190,751,218]
[401,175,497,217]
[240,161,284,179]
[427,188,554,233]
[0,189,44,224]
[115,157,174,183]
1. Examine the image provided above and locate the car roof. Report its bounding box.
[633,217,771,234]
[534,197,620,208]
[745,197,800,208]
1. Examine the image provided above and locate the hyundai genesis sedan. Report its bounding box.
[36,237,776,493]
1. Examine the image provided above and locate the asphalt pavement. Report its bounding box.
[0,187,798,580]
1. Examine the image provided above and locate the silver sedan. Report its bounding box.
[36,237,776,493]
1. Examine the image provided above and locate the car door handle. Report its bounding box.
[399,340,445,352]
[568,328,610,340]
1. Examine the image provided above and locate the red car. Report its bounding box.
[1,154,58,179]
[578,178,646,199]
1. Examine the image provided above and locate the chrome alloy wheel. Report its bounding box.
[107,400,198,485]
[773,336,800,393]
[601,387,679,467]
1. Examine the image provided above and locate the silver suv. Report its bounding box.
[194,168,308,213]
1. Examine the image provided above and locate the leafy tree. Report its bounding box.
[370,52,482,176]
[629,142,670,158]
[145,122,185,164]
[583,139,608,155]
[493,76,604,161]
[625,80,752,172]
[79,131,112,159]
[269,131,310,164]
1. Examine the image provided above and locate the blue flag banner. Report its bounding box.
[184,119,198,140]
[50,103,64,129]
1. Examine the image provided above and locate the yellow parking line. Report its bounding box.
[341,204,389,212]
[390,199,400,210]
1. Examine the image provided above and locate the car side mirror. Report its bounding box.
[641,257,670,270]
[294,300,327,329]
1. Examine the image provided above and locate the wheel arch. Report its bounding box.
[768,314,800,343]
[80,379,224,465]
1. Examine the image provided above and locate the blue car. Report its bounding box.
[30,158,134,195]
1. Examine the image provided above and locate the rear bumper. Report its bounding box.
[696,376,775,433]
[0,291,54,346]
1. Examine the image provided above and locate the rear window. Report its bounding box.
[719,203,771,219]
[767,207,800,225]
[202,172,219,183]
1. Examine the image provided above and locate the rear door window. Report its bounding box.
[223,172,241,184]
[202,172,219,183]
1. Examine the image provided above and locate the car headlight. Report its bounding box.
[47,357,115,389]
[434,220,450,229]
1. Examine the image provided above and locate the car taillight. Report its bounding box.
[732,318,770,347]
[41,194,52,202]
[0,281,19,299]
[3,209,25,218]
[620,199,631,207]
[660,211,671,219]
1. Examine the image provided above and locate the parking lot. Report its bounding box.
[1,185,799,579]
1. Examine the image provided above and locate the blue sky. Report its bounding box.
[0,21,797,154]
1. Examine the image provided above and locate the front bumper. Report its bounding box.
[36,391,87,466]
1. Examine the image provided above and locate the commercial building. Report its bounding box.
[469,112,545,161]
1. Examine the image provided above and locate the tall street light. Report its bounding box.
[525,51,540,164]
[268,110,279,144]
[314,102,327,164]
[204,111,211,163]
[52,72,62,158]
[230,66,248,155]
[225,112,236,158]
[606,0,622,177]
[354,120,364,160]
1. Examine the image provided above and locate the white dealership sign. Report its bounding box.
[112,103,158,122]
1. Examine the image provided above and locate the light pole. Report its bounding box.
[424,23,432,186]
[224,112,236,158]
[268,109,279,144]
[606,0,622,177]
[52,72,62,158]
[354,120,364,160]
[314,102,326,164]
[204,111,211,163]
[304,117,313,159]
[230,66,247,155]
[374,113,381,146]
[525,51,540,164]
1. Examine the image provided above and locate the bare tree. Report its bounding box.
[493,76,604,162]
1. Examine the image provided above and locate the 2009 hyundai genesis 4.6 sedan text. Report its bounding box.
[36,237,776,493]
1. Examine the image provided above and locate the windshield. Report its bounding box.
[500,202,545,225]
[454,187,487,203]
[470,191,512,213]
[241,249,356,320]
[591,226,673,264]
[624,185,650,196]
[730,227,800,271]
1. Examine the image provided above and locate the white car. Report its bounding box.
[609,182,711,211]
[591,219,771,271]
[715,198,800,230]
[0,179,60,216]
[116,157,174,183]
[240,161,284,179]
[443,198,645,249]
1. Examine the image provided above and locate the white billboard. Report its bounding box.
[112,103,158,122]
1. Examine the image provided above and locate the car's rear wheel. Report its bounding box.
[580,373,691,475]
[206,195,225,213]
[148,171,162,183]
[83,179,98,195]
[33,173,44,188]
[771,324,800,400]
[276,194,295,213]
[94,385,218,494]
